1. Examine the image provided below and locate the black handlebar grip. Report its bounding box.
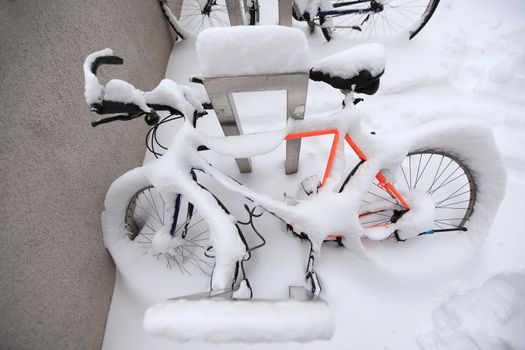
[90,56,124,75]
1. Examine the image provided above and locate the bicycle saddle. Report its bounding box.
[309,43,386,95]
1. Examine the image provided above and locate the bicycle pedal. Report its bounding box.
[299,175,321,198]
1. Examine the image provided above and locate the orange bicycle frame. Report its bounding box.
[284,129,410,209]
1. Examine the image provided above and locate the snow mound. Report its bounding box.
[196,26,310,78]
[418,272,525,350]
[143,298,334,343]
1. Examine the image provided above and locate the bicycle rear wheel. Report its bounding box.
[161,0,258,35]
[126,185,215,275]
[341,149,477,239]
[319,0,439,42]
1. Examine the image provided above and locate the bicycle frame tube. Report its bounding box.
[285,129,339,186]
[317,0,375,16]
[284,130,410,209]
[332,0,371,6]
[344,133,410,209]
[319,6,373,17]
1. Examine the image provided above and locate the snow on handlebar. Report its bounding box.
[83,49,204,125]
[83,48,151,114]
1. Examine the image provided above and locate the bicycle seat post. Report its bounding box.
[340,89,356,107]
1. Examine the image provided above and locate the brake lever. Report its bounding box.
[91,112,144,127]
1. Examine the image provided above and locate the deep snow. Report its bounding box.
[101,0,525,348]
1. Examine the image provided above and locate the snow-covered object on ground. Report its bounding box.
[475,52,525,104]
[143,298,334,342]
[311,43,386,79]
[104,79,151,112]
[83,48,113,105]
[419,272,525,349]
[196,26,311,78]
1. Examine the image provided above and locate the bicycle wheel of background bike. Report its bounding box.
[319,0,439,42]
[340,149,477,237]
[161,0,258,35]
[126,185,215,275]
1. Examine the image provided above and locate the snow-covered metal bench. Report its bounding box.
[196,26,310,173]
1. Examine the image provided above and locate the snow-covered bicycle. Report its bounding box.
[83,35,504,343]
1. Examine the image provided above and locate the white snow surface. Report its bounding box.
[419,272,525,350]
[311,43,386,78]
[143,298,334,342]
[101,0,525,349]
[197,26,310,78]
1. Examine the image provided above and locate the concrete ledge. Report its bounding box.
[0,1,173,348]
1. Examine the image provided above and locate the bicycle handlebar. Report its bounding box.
[90,55,123,75]
[84,51,211,128]
[86,53,175,127]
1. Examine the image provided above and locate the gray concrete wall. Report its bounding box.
[0,0,173,348]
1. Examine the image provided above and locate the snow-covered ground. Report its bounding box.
[101,0,525,348]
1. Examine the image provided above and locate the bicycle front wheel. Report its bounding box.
[319,0,439,42]
[125,185,215,275]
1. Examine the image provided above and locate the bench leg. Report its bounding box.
[225,0,245,26]
[285,77,308,174]
[278,0,293,27]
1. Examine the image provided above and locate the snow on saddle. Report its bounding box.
[310,43,386,95]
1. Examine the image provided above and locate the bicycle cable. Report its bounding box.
[146,112,184,158]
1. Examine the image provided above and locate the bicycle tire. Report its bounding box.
[319,0,439,42]
[161,0,257,35]
[340,149,477,239]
